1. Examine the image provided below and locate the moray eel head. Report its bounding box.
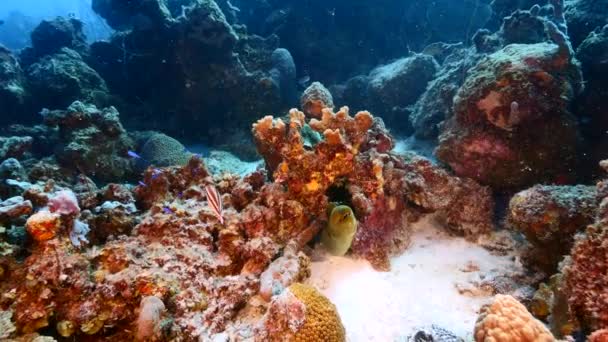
[321,205,357,256]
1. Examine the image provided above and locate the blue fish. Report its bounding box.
[128,150,142,159]
[138,181,147,187]
[151,168,162,179]
[163,206,173,214]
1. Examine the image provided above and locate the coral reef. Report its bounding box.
[564,0,608,48]
[88,0,285,138]
[0,46,27,126]
[41,101,135,182]
[474,294,554,342]
[436,33,582,189]
[28,17,88,62]
[253,106,493,270]
[0,136,32,160]
[26,48,109,111]
[507,184,597,273]
[562,224,608,333]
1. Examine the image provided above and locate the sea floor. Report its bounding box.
[307,216,523,342]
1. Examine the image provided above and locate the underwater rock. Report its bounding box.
[0,46,28,126]
[474,294,555,341]
[89,0,282,139]
[92,0,182,30]
[406,325,464,342]
[0,136,32,160]
[28,17,88,62]
[574,25,608,171]
[0,196,32,225]
[487,0,540,31]
[269,47,297,106]
[507,184,597,273]
[436,37,582,190]
[408,57,468,139]
[0,158,26,182]
[26,48,109,111]
[300,81,334,119]
[366,54,439,133]
[42,101,135,182]
[564,0,608,48]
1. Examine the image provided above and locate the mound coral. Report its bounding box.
[507,184,597,272]
[436,23,582,189]
[258,283,345,342]
[300,82,334,119]
[138,133,192,169]
[474,294,554,342]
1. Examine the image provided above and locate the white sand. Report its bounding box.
[307,216,521,341]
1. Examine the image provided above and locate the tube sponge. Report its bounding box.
[135,296,166,341]
[474,294,554,342]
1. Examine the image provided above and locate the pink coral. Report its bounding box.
[48,190,81,216]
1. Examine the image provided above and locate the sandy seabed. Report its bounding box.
[307,216,522,342]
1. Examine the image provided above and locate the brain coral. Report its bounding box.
[474,294,554,342]
[139,133,192,169]
[259,283,345,342]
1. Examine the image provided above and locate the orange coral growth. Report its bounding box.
[25,211,61,242]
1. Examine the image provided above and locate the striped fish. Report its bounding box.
[205,184,224,224]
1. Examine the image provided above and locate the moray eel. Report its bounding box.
[321,205,357,256]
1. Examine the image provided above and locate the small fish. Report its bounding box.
[138,181,147,187]
[162,206,173,214]
[127,150,142,159]
[0,20,4,26]
[204,184,224,224]
[151,168,162,179]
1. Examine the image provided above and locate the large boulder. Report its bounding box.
[436,31,583,190]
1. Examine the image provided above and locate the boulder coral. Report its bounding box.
[507,184,597,273]
[257,283,346,342]
[436,35,582,189]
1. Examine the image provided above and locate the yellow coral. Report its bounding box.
[474,294,555,342]
[289,283,345,342]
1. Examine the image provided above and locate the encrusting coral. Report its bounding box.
[474,294,554,342]
[253,106,494,270]
[507,184,597,273]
